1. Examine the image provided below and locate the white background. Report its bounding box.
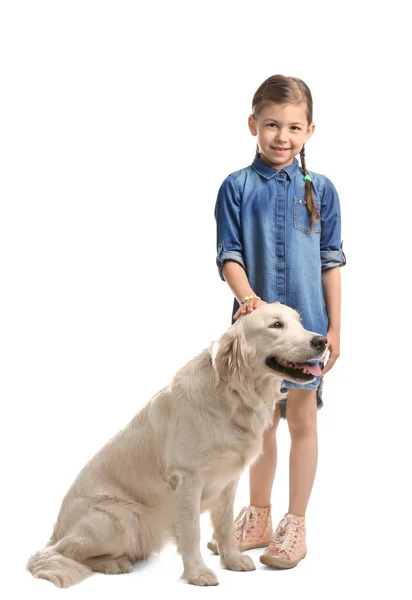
[1,1,411,598]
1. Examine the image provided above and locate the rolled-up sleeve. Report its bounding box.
[214,175,246,281]
[320,177,346,270]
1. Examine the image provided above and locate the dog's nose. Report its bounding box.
[311,335,327,352]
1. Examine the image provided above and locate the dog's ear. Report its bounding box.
[212,327,250,387]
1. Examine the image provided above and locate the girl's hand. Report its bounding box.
[321,328,340,375]
[234,298,267,320]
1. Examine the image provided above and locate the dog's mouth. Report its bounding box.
[265,357,322,381]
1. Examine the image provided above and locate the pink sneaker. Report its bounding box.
[260,513,307,569]
[207,504,272,553]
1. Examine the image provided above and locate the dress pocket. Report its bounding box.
[293,197,321,234]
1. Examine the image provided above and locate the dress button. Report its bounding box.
[279,171,286,177]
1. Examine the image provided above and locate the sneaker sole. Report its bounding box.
[207,541,270,554]
[259,552,306,569]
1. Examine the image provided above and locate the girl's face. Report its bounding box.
[248,102,315,169]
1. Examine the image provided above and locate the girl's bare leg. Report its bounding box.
[249,403,281,507]
[286,388,318,516]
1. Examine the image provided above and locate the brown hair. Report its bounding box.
[251,75,319,231]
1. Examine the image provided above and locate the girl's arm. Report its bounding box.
[222,261,266,319]
[321,266,341,375]
[222,261,255,303]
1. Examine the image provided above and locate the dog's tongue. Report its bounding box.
[296,362,322,376]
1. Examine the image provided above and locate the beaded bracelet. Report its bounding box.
[240,295,261,305]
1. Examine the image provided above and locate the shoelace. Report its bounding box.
[233,506,258,541]
[269,515,300,557]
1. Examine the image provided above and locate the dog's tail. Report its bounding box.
[27,544,91,588]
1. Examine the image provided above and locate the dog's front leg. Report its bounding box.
[174,474,218,586]
[210,478,255,572]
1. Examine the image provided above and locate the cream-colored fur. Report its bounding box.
[27,302,325,587]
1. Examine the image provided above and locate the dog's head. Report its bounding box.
[211,302,327,387]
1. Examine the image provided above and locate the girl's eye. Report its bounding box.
[266,124,301,131]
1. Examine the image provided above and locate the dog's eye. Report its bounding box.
[270,321,283,329]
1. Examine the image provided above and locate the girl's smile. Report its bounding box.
[271,146,290,153]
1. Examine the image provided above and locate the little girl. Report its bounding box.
[209,75,345,569]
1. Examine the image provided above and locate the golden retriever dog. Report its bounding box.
[27,302,326,587]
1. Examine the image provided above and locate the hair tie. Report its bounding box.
[304,174,312,183]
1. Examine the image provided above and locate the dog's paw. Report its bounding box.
[185,567,219,586]
[104,556,134,575]
[221,553,256,572]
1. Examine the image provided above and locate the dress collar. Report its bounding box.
[251,154,301,180]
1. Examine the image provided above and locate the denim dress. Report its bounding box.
[214,154,346,417]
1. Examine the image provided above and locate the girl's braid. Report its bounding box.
[299,144,320,232]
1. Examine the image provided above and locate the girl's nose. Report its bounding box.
[275,130,288,141]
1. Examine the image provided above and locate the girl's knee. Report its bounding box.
[285,390,318,436]
[287,413,317,437]
[265,403,281,435]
